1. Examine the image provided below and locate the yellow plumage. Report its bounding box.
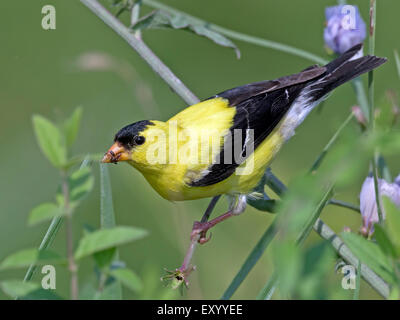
[124,97,284,201]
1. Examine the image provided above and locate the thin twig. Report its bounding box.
[80,0,199,106]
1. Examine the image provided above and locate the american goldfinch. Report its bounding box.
[102,44,385,241]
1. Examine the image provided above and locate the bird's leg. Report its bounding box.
[191,210,234,244]
[191,194,247,244]
[164,195,245,289]
[162,196,221,288]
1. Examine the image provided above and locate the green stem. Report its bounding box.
[62,170,79,300]
[352,78,370,122]
[23,217,63,282]
[314,218,389,298]
[80,0,199,106]
[328,199,360,213]
[99,164,123,299]
[220,218,278,300]
[23,159,91,283]
[372,153,384,223]
[260,173,389,299]
[368,0,383,224]
[264,168,287,196]
[310,112,354,173]
[368,0,376,125]
[256,272,278,300]
[142,0,327,64]
[353,260,362,300]
[255,185,334,300]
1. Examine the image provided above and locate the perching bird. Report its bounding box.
[102,44,386,242]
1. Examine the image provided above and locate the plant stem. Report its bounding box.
[23,159,90,283]
[256,272,278,300]
[264,168,287,196]
[62,171,79,300]
[262,172,389,299]
[314,218,389,298]
[352,78,370,122]
[99,164,123,299]
[310,112,354,173]
[80,0,199,106]
[23,217,63,282]
[221,218,278,299]
[328,199,360,213]
[368,0,383,224]
[142,0,327,65]
[353,260,362,300]
[369,0,376,125]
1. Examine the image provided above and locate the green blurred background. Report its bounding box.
[1,0,399,299]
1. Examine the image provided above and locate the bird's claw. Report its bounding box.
[191,221,212,244]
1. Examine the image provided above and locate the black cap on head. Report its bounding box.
[114,120,154,149]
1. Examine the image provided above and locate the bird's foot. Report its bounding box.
[190,210,234,244]
[190,221,213,244]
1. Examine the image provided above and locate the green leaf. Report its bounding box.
[382,197,400,256]
[0,281,40,298]
[64,106,83,147]
[0,248,62,270]
[57,167,94,208]
[69,167,94,205]
[374,224,397,258]
[108,268,142,293]
[93,247,117,269]
[340,232,395,284]
[32,115,67,168]
[132,10,240,58]
[28,203,63,226]
[20,288,63,300]
[75,226,148,260]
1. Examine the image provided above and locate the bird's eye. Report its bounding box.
[134,135,145,145]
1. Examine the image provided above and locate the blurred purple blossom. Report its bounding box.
[324,5,366,54]
[359,175,400,236]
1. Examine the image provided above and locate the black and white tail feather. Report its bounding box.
[280,43,386,141]
[190,44,386,191]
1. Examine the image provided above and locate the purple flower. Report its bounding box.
[359,175,400,236]
[324,5,366,54]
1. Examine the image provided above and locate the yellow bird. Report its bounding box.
[102,44,385,242]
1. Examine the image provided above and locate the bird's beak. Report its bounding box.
[102,142,131,163]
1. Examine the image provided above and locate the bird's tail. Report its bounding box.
[310,44,387,101]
